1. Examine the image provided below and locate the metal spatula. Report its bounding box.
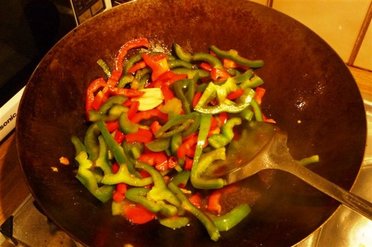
[204,121,372,220]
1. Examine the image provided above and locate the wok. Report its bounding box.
[16,0,366,246]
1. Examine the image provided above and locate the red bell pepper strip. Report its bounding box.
[188,192,202,208]
[161,85,175,101]
[207,190,222,215]
[263,115,276,124]
[142,53,169,81]
[207,185,239,215]
[138,151,177,172]
[254,87,266,105]
[86,77,107,113]
[115,37,150,73]
[150,71,188,88]
[116,183,128,194]
[107,69,122,87]
[91,90,107,111]
[125,128,153,143]
[109,87,144,98]
[138,151,168,166]
[114,130,125,144]
[223,58,237,69]
[227,88,244,100]
[127,101,139,119]
[112,183,127,202]
[159,71,188,86]
[192,91,202,108]
[130,109,168,124]
[113,191,125,202]
[128,61,147,74]
[150,121,162,135]
[211,67,230,82]
[199,62,212,72]
[111,162,120,174]
[123,202,156,224]
[183,157,194,171]
[105,121,119,133]
[177,133,198,159]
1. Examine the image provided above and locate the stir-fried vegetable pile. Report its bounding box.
[70,37,275,241]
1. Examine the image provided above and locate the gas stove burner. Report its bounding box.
[0,195,82,247]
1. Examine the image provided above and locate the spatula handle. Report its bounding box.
[285,161,372,221]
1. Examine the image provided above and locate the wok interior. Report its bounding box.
[16,0,366,246]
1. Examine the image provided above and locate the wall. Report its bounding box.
[251,0,372,71]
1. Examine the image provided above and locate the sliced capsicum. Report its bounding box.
[209,45,264,68]
[75,151,114,203]
[208,117,242,148]
[194,81,255,114]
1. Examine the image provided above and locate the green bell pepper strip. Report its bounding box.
[180,112,201,137]
[145,138,170,152]
[133,68,151,89]
[97,59,111,77]
[118,74,134,88]
[192,52,222,68]
[126,187,178,217]
[172,79,194,114]
[98,95,127,115]
[123,53,142,75]
[200,78,238,105]
[173,43,193,62]
[168,182,220,242]
[88,104,127,122]
[75,151,114,203]
[96,120,153,186]
[170,133,182,155]
[87,110,103,122]
[84,123,100,161]
[208,204,251,232]
[112,201,124,215]
[235,69,253,81]
[159,216,190,229]
[155,112,200,138]
[87,96,128,122]
[122,142,143,160]
[218,78,239,102]
[119,111,139,134]
[170,170,190,187]
[172,68,209,79]
[168,59,193,69]
[173,43,222,68]
[100,164,152,186]
[191,113,211,171]
[71,135,86,156]
[96,121,128,165]
[190,114,226,189]
[96,135,112,175]
[240,74,264,89]
[250,99,263,121]
[239,107,254,121]
[191,148,227,189]
[194,86,255,115]
[299,155,320,166]
[125,188,162,213]
[193,82,216,110]
[136,161,181,208]
[107,105,128,120]
[210,45,264,68]
[208,117,242,149]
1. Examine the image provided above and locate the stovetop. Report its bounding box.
[1,100,371,247]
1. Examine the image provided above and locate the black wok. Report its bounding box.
[16,0,366,246]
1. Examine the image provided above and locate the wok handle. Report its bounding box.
[284,161,372,221]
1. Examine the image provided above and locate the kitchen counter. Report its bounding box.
[0,66,371,243]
